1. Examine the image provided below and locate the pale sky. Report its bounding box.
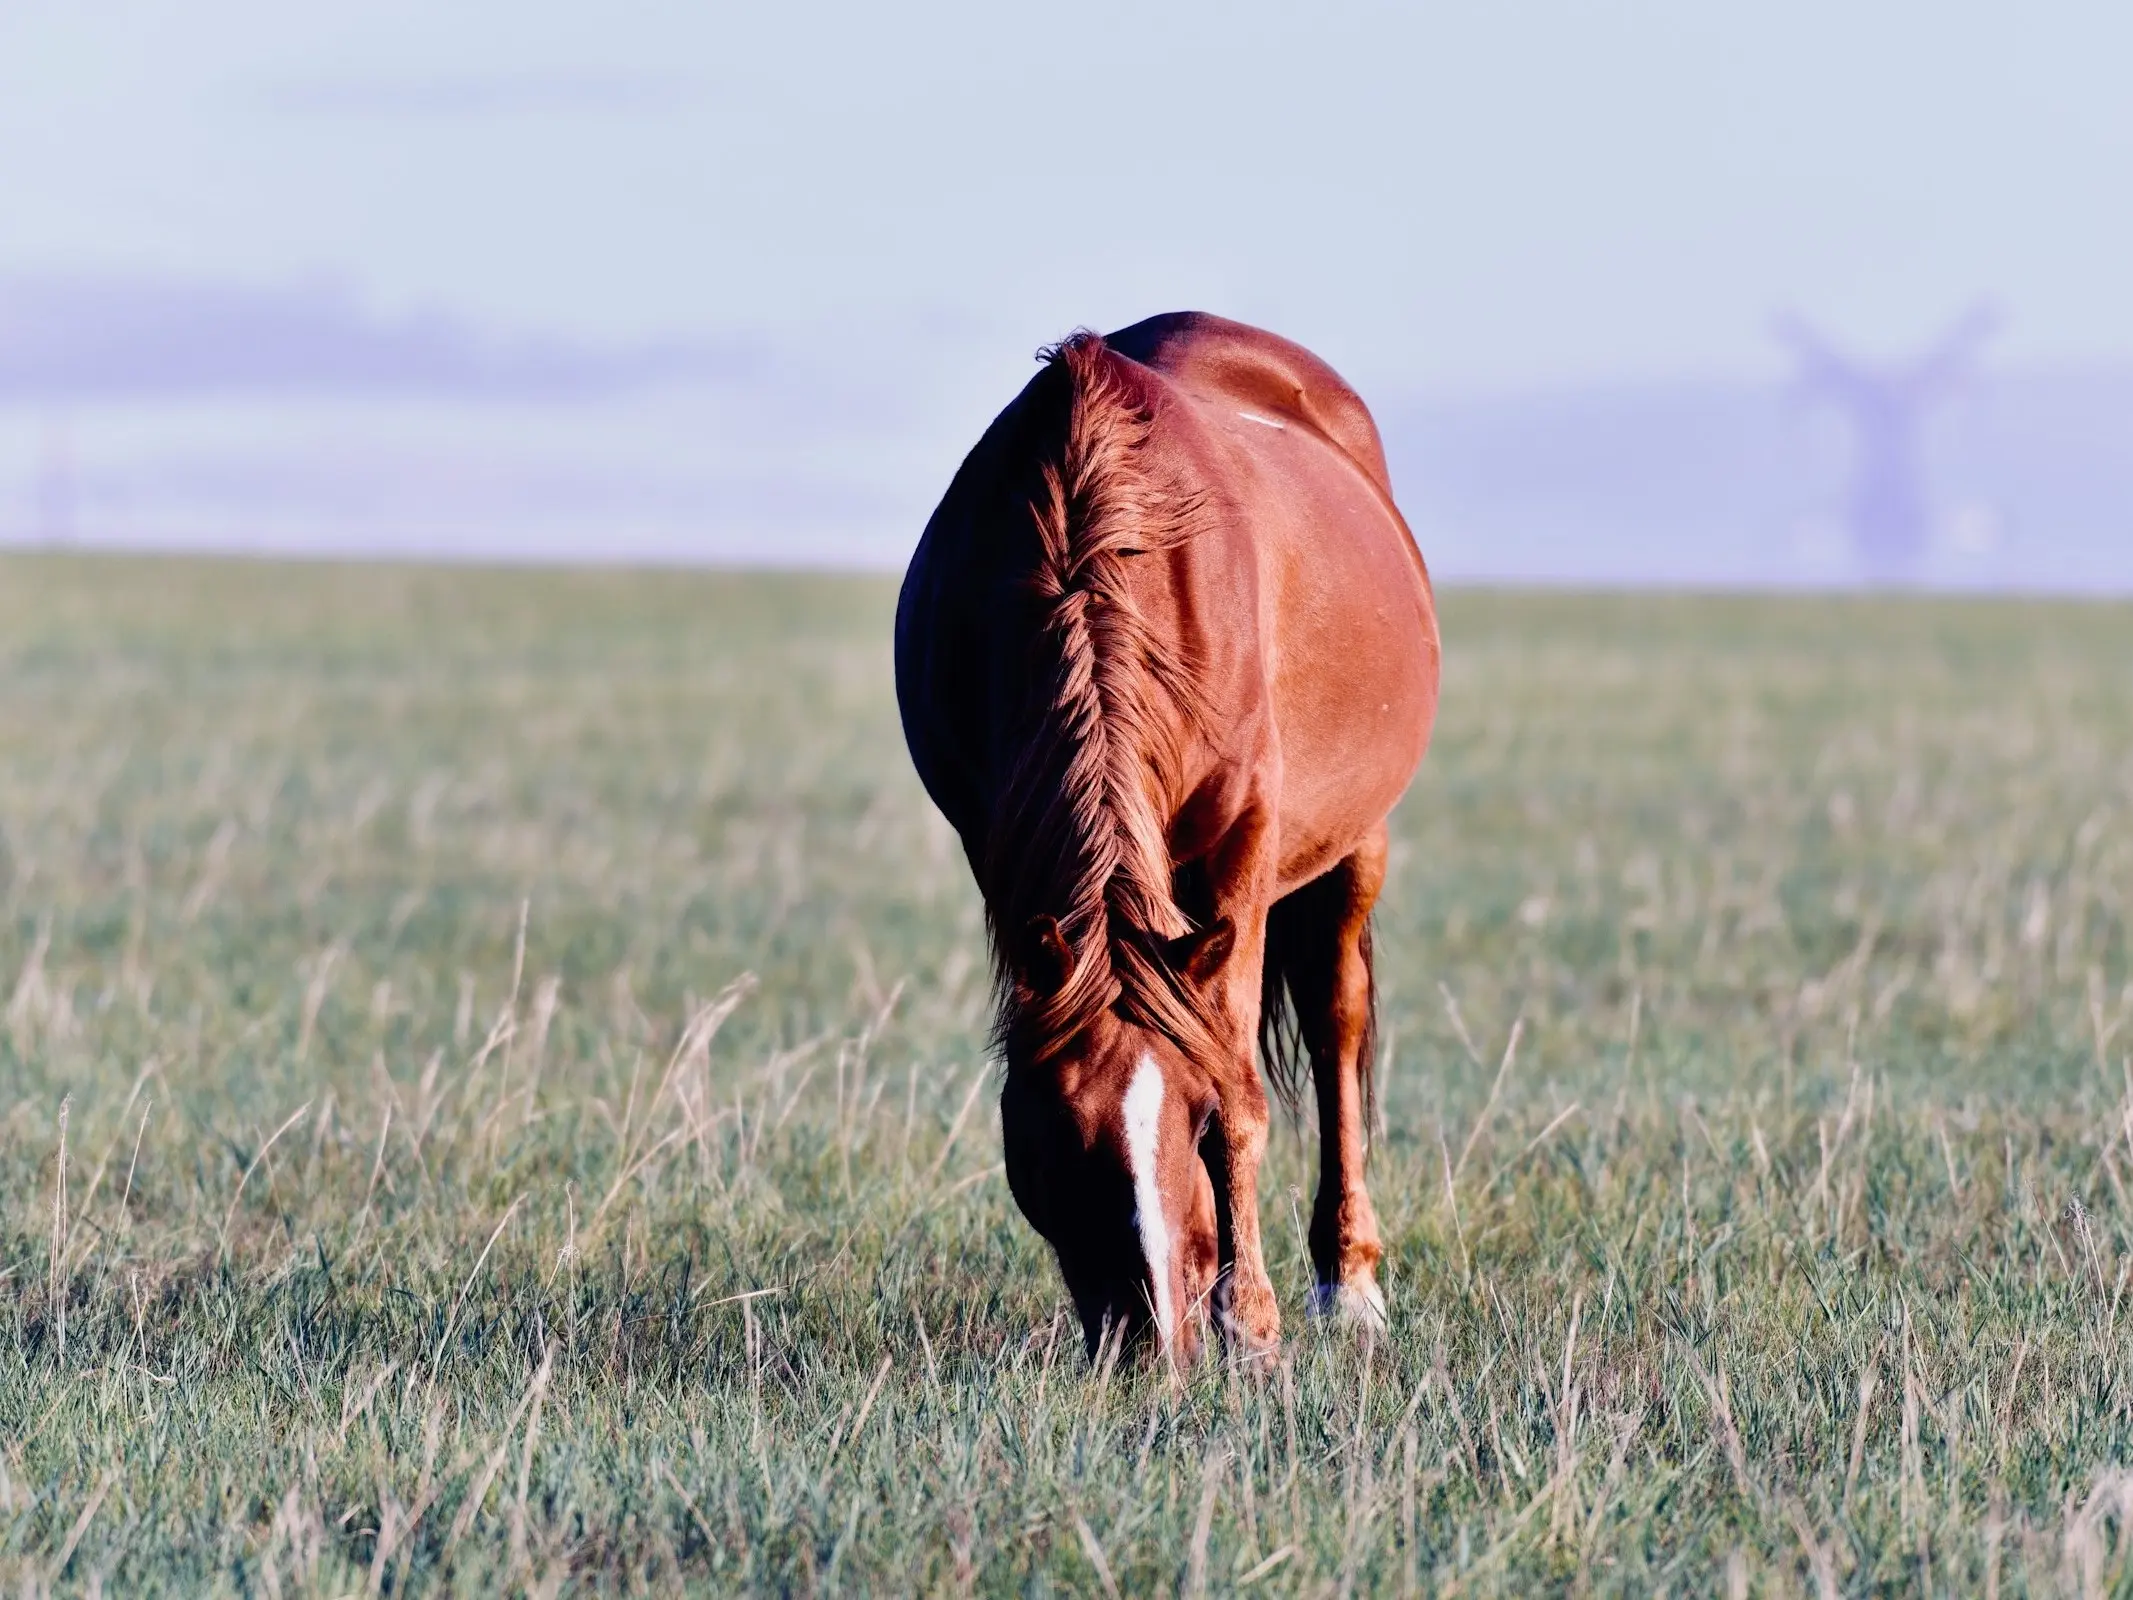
[8,1,2132,387]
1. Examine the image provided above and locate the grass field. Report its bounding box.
[4,555,2133,1595]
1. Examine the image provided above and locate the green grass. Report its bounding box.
[4,554,2133,1595]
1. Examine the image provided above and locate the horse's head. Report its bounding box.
[998,912,1234,1364]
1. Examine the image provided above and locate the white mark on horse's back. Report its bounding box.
[1236,410,1286,430]
[1123,1053,1174,1346]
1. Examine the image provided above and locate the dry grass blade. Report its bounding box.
[1678,1341,1757,1506]
[1452,1018,1524,1185]
[1070,1511,1123,1600]
[1781,1498,1841,1600]
[443,1356,550,1551]
[48,1471,115,1584]
[922,1062,992,1186]
[428,1195,524,1380]
[217,1102,312,1257]
[1236,1544,1296,1586]
[1183,1450,1227,1599]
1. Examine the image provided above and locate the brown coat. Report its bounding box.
[897,311,1439,1359]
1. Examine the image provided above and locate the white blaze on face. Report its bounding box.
[1122,1052,1175,1347]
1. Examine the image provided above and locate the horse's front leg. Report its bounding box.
[1199,806,1283,1356]
[1207,1000,1280,1353]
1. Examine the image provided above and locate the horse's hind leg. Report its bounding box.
[1268,827,1390,1325]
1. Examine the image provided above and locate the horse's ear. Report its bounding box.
[1017,915,1074,1000]
[1164,917,1234,984]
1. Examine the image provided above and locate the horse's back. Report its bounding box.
[1104,312,1395,497]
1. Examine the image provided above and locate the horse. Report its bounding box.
[895,312,1440,1361]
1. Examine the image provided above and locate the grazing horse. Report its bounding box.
[896,312,1439,1361]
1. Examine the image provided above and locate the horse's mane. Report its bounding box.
[984,331,1223,1069]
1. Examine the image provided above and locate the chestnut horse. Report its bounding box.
[896,312,1439,1360]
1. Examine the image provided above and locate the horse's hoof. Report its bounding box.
[1215,1316,1283,1367]
[1308,1276,1388,1332]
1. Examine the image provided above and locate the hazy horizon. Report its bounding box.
[7,3,2132,584]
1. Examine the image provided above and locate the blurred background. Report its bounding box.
[3,0,2129,588]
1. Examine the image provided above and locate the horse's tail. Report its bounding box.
[1258,873,1378,1141]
